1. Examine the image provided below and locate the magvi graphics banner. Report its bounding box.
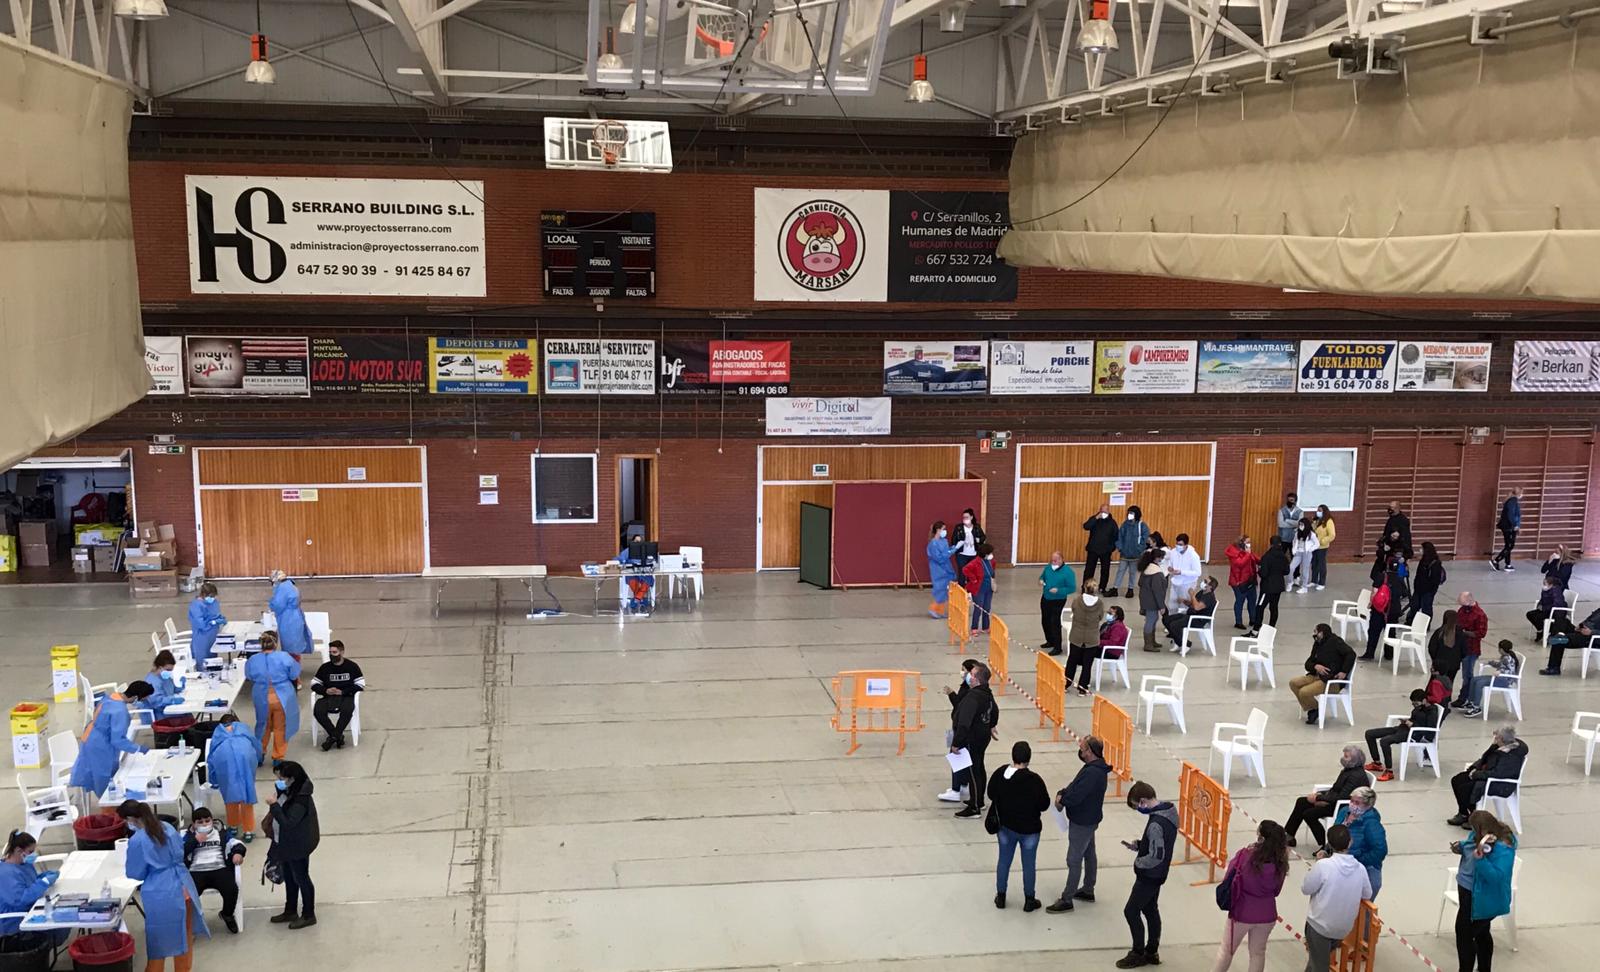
[660,341,791,396]
[543,339,656,395]
[1394,341,1491,392]
[427,338,537,395]
[144,335,184,396]
[186,175,486,297]
[883,341,989,395]
[1511,340,1600,392]
[765,397,892,436]
[185,336,310,397]
[990,340,1093,395]
[1093,341,1198,395]
[1196,340,1297,393]
[754,189,889,301]
[1297,340,1397,393]
[310,337,426,394]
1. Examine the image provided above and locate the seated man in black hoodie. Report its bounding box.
[1363,689,1440,781]
[1116,780,1179,969]
[1290,624,1357,725]
[1046,734,1113,913]
[1448,726,1529,826]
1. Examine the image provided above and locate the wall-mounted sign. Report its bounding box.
[186,336,311,397]
[479,475,499,488]
[281,488,320,502]
[427,338,537,395]
[1093,341,1198,395]
[765,397,892,436]
[479,490,499,505]
[1511,340,1600,392]
[542,339,656,395]
[346,467,366,482]
[883,341,989,395]
[1297,341,1397,393]
[990,340,1093,395]
[1394,341,1491,392]
[144,335,184,395]
[660,340,791,396]
[1196,340,1297,393]
[886,191,1016,302]
[310,337,426,394]
[541,211,656,298]
[811,464,829,477]
[754,189,889,302]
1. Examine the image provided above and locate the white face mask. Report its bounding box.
[1176,543,1187,552]
[1127,514,1135,521]
[195,824,213,836]
[1098,512,1108,519]
[937,529,947,538]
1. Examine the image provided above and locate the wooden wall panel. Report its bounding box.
[1239,449,1286,550]
[762,446,961,482]
[200,487,425,577]
[1020,443,1212,479]
[1017,480,1212,564]
[198,447,422,486]
[761,484,833,569]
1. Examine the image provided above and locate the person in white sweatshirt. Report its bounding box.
[1163,533,1203,613]
[1300,824,1373,971]
[1289,518,1321,594]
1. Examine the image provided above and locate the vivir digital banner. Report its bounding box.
[1093,341,1198,395]
[310,337,426,394]
[1511,340,1600,392]
[989,340,1093,395]
[1196,340,1297,393]
[143,335,184,396]
[185,336,311,397]
[543,339,656,395]
[660,341,791,396]
[1297,340,1397,393]
[883,341,989,395]
[185,175,486,297]
[1394,341,1491,392]
[427,338,536,395]
[886,191,1016,302]
[765,397,891,436]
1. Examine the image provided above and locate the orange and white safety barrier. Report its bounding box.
[1091,695,1135,796]
[830,670,925,755]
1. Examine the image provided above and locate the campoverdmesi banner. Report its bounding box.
[184,175,486,296]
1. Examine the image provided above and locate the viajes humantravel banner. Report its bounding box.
[989,340,1093,395]
[754,189,889,301]
[883,341,990,395]
[1394,341,1491,392]
[1093,341,1198,395]
[1510,340,1600,392]
[1297,340,1397,393]
[1196,340,1298,393]
[765,397,892,436]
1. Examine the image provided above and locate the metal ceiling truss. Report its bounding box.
[996,0,1561,130]
[4,0,149,97]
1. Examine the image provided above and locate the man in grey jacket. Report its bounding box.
[1277,492,1303,545]
[1045,735,1112,913]
[1116,781,1179,969]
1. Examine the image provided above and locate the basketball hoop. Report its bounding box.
[591,120,628,167]
[693,11,770,58]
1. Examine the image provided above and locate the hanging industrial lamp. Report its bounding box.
[244,0,275,84]
[113,0,168,19]
[598,26,625,69]
[1076,0,1119,52]
[906,24,934,103]
[619,2,658,36]
[940,1,971,33]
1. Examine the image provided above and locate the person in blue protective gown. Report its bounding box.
[117,800,208,971]
[0,831,65,947]
[246,632,302,764]
[69,680,155,796]
[185,582,227,667]
[145,650,189,721]
[268,570,313,656]
[926,520,956,619]
[207,714,264,840]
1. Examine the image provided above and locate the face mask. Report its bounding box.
[1176,543,1187,552]
[195,824,213,835]
[1079,749,1091,763]
[963,672,974,687]
[1098,512,1108,519]
[22,852,37,865]
[275,780,289,793]
[1244,542,1252,550]
[963,518,972,526]
[1127,514,1134,521]
[1137,804,1154,815]
[204,596,216,604]
[937,529,947,538]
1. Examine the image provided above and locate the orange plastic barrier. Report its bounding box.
[987,615,1009,694]
[1332,900,1382,972]
[830,670,926,755]
[1035,651,1066,741]
[1090,695,1134,796]
[1176,761,1232,885]
[947,583,971,652]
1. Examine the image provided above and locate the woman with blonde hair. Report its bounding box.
[1452,811,1517,972]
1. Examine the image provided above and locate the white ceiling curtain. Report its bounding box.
[0,35,148,471]
[998,18,1600,302]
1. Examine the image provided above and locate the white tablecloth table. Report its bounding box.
[164,659,247,718]
[97,747,203,822]
[16,850,141,932]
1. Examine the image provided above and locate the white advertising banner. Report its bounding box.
[990,340,1094,395]
[143,335,184,395]
[1511,340,1600,392]
[1092,340,1198,394]
[185,175,486,296]
[754,189,889,301]
[1297,340,1398,393]
[542,339,656,394]
[765,397,892,436]
[1394,341,1492,392]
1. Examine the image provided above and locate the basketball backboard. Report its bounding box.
[543,118,674,173]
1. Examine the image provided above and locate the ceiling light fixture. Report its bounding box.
[244,0,275,85]
[906,23,934,104]
[598,26,624,69]
[940,1,970,33]
[619,2,658,36]
[113,0,168,19]
[1076,0,1119,52]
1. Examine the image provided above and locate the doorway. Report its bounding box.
[615,456,658,550]
[1,451,135,585]
[1240,449,1285,550]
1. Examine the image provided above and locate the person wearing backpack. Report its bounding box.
[951,662,996,819]
[1360,554,1407,662]
[1211,820,1288,972]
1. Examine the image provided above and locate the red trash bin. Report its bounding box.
[67,932,134,972]
[73,813,126,851]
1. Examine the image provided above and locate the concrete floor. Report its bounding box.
[3,559,1597,971]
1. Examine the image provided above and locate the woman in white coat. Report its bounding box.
[1290,518,1321,594]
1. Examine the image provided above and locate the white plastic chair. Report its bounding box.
[1387,706,1444,779]
[1581,635,1600,679]
[1228,625,1277,691]
[1551,591,1578,625]
[1208,708,1268,788]
[1317,677,1355,728]
[47,731,79,788]
[671,546,705,601]
[305,611,332,659]
[1481,651,1526,721]
[1437,858,1521,950]
[1092,629,1132,691]
[1474,761,1525,833]
[164,618,193,647]
[1180,614,1216,657]
[1331,589,1371,641]
[79,674,118,730]
[1135,663,1188,734]
[1383,613,1430,675]
[1566,711,1600,775]
[16,774,80,840]
[309,692,362,748]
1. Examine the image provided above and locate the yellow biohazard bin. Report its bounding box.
[51,644,80,703]
[11,702,49,769]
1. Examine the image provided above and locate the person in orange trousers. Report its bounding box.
[117,800,207,972]
[246,631,303,764]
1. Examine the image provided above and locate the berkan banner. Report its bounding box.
[886,191,1016,302]
[543,339,656,395]
[660,341,791,396]
[1510,340,1600,392]
[989,340,1093,395]
[1394,341,1491,392]
[185,175,486,297]
[185,336,311,397]
[310,337,426,394]
[754,189,889,301]
[1298,341,1398,393]
[143,335,184,396]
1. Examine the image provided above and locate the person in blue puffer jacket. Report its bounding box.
[1331,786,1388,899]
[1453,810,1517,972]
[1108,505,1149,598]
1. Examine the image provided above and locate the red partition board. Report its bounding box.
[831,482,910,587]
[906,479,987,585]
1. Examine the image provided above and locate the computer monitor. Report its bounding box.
[627,540,659,566]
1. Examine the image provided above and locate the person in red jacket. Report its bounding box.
[1450,592,1491,709]
[1223,537,1261,631]
[963,543,997,636]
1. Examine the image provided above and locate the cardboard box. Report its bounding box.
[71,546,93,574]
[92,546,119,571]
[20,543,53,567]
[128,568,178,598]
[147,540,177,559]
[157,524,176,541]
[124,552,168,571]
[137,520,158,541]
[17,520,57,546]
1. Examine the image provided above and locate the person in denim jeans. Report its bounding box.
[987,741,1050,911]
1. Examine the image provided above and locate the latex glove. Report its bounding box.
[41,870,60,886]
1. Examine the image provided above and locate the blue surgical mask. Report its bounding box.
[204,596,216,604]
[275,780,289,792]
[22,852,37,865]
[937,529,947,538]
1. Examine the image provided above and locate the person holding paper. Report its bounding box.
[1046,735,1111,913]
[938,660,999,803]
[950,662,996,819]
[987,741,1051,912]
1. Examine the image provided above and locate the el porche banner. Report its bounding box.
[989,340,1093,395]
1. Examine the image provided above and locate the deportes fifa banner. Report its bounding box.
[1196,340,1297,393]
[310,337,426,394]
[990,340,1093,395]
[883,341,989,395]
[543,339,656,395]
[1297,341,1397,393]
[427,338,536,395]
[1394,341,1491,392]
[1093,341,1198,395]
[754,189,889,301]
[660,341,791,396]
[185,175,486,297]
[1510,340,1600,392]
[185,336,310,397]
[143,335,184,396]
[765,397,892,436]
